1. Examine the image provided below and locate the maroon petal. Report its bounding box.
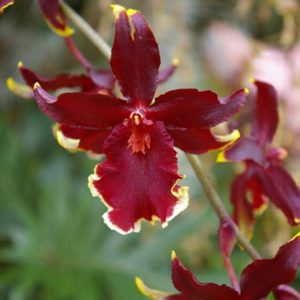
[148,88,247,129]
[273,285,300,300]
[262,164,300,225]
[19,63,96,92]
[168,127,239,154]
[251,80,279,146]
[33,84,130,129]
[110,5,160,106]
[89,121,188,234]
[240,234,300,299]
[0,0,13,13]
[230,169,256,240]
[171,253,240,299]
[218,218,239,292]
[64,37,116,92]
[38,0,74,36]
[158,59,179,84]
[221,136,265,165]
[55,124,110,154]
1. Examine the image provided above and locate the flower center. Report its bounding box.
[127,112,153,154]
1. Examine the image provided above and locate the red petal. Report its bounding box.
[230,169,256,240]
[148,89,247,129]
[240,234,300,299]
[252,80,279,146]
[168,128,233,154]
[158,60,178,84]
[33,85,130,129]
[0,0,13,13]
[89,121,188,234]
[218,218,239,292]
[38,0,73,36]
[19,64,96,92]
[273,285,300,300]
[171,254,240,299]
[57,124,110,154]
[223,136,265,165]
[111,6,160,106]
[262,164,300,225]
[64,37,115,92]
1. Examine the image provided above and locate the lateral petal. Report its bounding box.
[33,85,130,129]
[273,284,300,300]
[110,5,160,106]
[88,121,188,234]
[38,0,74,36]
[168,128,237,154]
[158,58,179,84]
[148,89,247,129]
[240,234,300,299]
[230,169,256,240]
[171,253,240,299]
[221,136,265,165]
[262,164,300,225]
[252,80,279,146]
[55,124,110,154]
[218,218,239,292]
[19,63,96,92]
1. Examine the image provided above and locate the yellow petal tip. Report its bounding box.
[216,151,228,163]
[33,82,40,89]
[249,77,255,83]
[244,87,250,94]
[127,8,139,16]
[111,4,125,18]
[290,231,300,241]
[172,57,180,66]
[171,250,177,260]
[17,61,24,68]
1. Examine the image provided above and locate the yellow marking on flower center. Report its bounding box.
[128,126,151,154]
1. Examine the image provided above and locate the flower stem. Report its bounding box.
[61,1,261,261]
[60,1,111,61]
[185,154,261,260]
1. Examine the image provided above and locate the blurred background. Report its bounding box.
[0,0,300,299]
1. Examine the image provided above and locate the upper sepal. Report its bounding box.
[251,80,279,147]
[110,5,160,106]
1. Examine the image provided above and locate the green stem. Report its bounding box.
[186,154,261,260]
[61,1,261,261]
[61,1,111,61]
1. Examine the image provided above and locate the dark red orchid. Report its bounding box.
[38,0,74,36]
[29,5,246,234]
[0,0,13,14]
[137,233,300,299]
[218,80,300,239]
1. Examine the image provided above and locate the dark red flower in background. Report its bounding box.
[137,233,300,299]
[22,5,247,233]
[38,0,74,36]
[218,80,300,239]
[0,0,13,14]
